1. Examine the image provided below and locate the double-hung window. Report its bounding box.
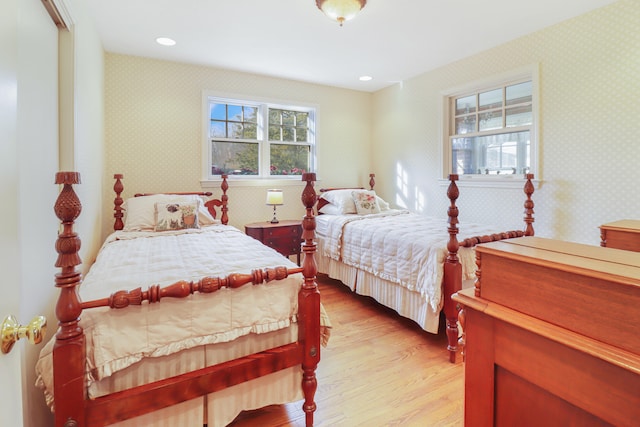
[204,94,316,180]
[443,67,538,184]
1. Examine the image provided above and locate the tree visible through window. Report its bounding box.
[206,96,315,179]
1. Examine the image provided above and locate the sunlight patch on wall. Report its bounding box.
[395,162,426,213]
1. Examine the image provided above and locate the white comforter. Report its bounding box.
[36,224,304,404]
[319,210,507,312]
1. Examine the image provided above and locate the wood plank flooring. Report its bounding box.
[229,274,464,427]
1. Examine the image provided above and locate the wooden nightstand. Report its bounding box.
[245,220,303,265]
[600,219,640,252]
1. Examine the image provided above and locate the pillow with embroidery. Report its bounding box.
[154,202,200,231]
[352,190,381,215]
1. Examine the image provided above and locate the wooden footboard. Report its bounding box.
[444,173,535,363]
[51,172,320,427]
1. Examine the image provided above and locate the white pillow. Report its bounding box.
[376,195,390,211]
[352,190,381,215]
[123,194,217,231]
[319,189,358,214]
[318,203,344,215]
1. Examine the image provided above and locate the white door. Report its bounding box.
[1,1,60,426]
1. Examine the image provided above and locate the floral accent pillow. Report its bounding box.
[351,190,381,215]
[154,202,200,231]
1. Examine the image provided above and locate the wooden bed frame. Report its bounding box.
[51,171,321,427]
[317,173,535,363]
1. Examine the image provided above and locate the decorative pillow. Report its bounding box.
[352,190,381,215]
[319,189,358,214]
[123,194,217,231]
[154,202,200,231]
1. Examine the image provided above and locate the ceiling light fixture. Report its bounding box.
[316,0,366,27]
[359,75,372,81]
[156,37,176,46]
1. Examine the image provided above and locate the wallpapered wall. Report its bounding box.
[371,0,639,246]
[104,55,372,237]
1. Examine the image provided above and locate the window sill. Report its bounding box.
[438,175,540,189]
[201,177,318,189]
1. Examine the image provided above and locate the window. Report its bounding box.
[443,68,538,183]
[204,95,315,179]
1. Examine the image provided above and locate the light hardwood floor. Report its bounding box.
[229,274,464,427]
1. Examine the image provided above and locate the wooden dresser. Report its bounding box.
[453,237,640,427]
[600,219,640,252]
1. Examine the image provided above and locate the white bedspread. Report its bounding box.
[35,224,305,404]
[318,210,506,313]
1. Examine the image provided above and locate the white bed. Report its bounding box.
[37,175,330,427]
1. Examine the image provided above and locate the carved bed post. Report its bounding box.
[53,171,86,427]
[369,173,375,190]
[524,173,535,236]
[444,174,462,363]
[300,172,320,427]
[219,174,229,225]
[114,173,124,231]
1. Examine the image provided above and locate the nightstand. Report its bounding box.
[245,220,303,265]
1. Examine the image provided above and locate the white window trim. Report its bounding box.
[438,64,540,188]
[201,90,318,183]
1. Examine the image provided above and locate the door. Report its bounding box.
[1,0,60,426]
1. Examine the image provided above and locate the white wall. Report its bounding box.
[372,0,640,246]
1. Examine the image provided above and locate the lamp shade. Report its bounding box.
[266,189,284,206]
[316,0,366,26]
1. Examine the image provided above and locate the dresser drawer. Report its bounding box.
[265,225,301,239]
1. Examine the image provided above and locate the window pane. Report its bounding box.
[506,105,532,127]
[295,112,308,125]
[296,127,308,142]
[452,130,530,175]
[210,121,226,138]
[211,140,258,175]
[244,106,258,123]
[227,105,242,121]
[227,122,243,139]
[479,88,502,111]
[506,81,532,106]
[269,125,280,140]
[456,95,476,115]
[282,127,294,142]
[210,104,226,120]
[455,115,476,134]
[269,109,281,124]
[282,110,295,126]
[479,110,503,131]
[269,144,309,176]
[243,123,257,139]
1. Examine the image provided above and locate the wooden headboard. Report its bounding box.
[112,174,229,230]
[316,173,376,213]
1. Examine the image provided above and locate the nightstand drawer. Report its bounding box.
[265,226,301,239]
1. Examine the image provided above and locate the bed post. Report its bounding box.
[444,174,462,363]
[114,173,124,231]
[524,173,535,236]
[53,172,86,427]
[300,172,320,427]
[220,174,229,225]
[369,173,375,190]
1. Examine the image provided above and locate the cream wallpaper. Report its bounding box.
[104,55,372,235]
[372,0,639,246]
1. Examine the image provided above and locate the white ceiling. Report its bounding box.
[84,0,619,92]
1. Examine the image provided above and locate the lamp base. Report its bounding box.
[270,205,279,223]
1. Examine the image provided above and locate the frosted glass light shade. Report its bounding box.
[316,0,366,26]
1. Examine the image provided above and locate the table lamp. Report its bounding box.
[266,189,284,223]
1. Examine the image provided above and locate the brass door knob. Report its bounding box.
[1,315,47,354]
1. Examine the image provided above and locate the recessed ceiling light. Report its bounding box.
[359,75,373,81]
[156,37,176,46]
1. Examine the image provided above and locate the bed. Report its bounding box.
[315,173,535,362]
[36,171,326,427]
